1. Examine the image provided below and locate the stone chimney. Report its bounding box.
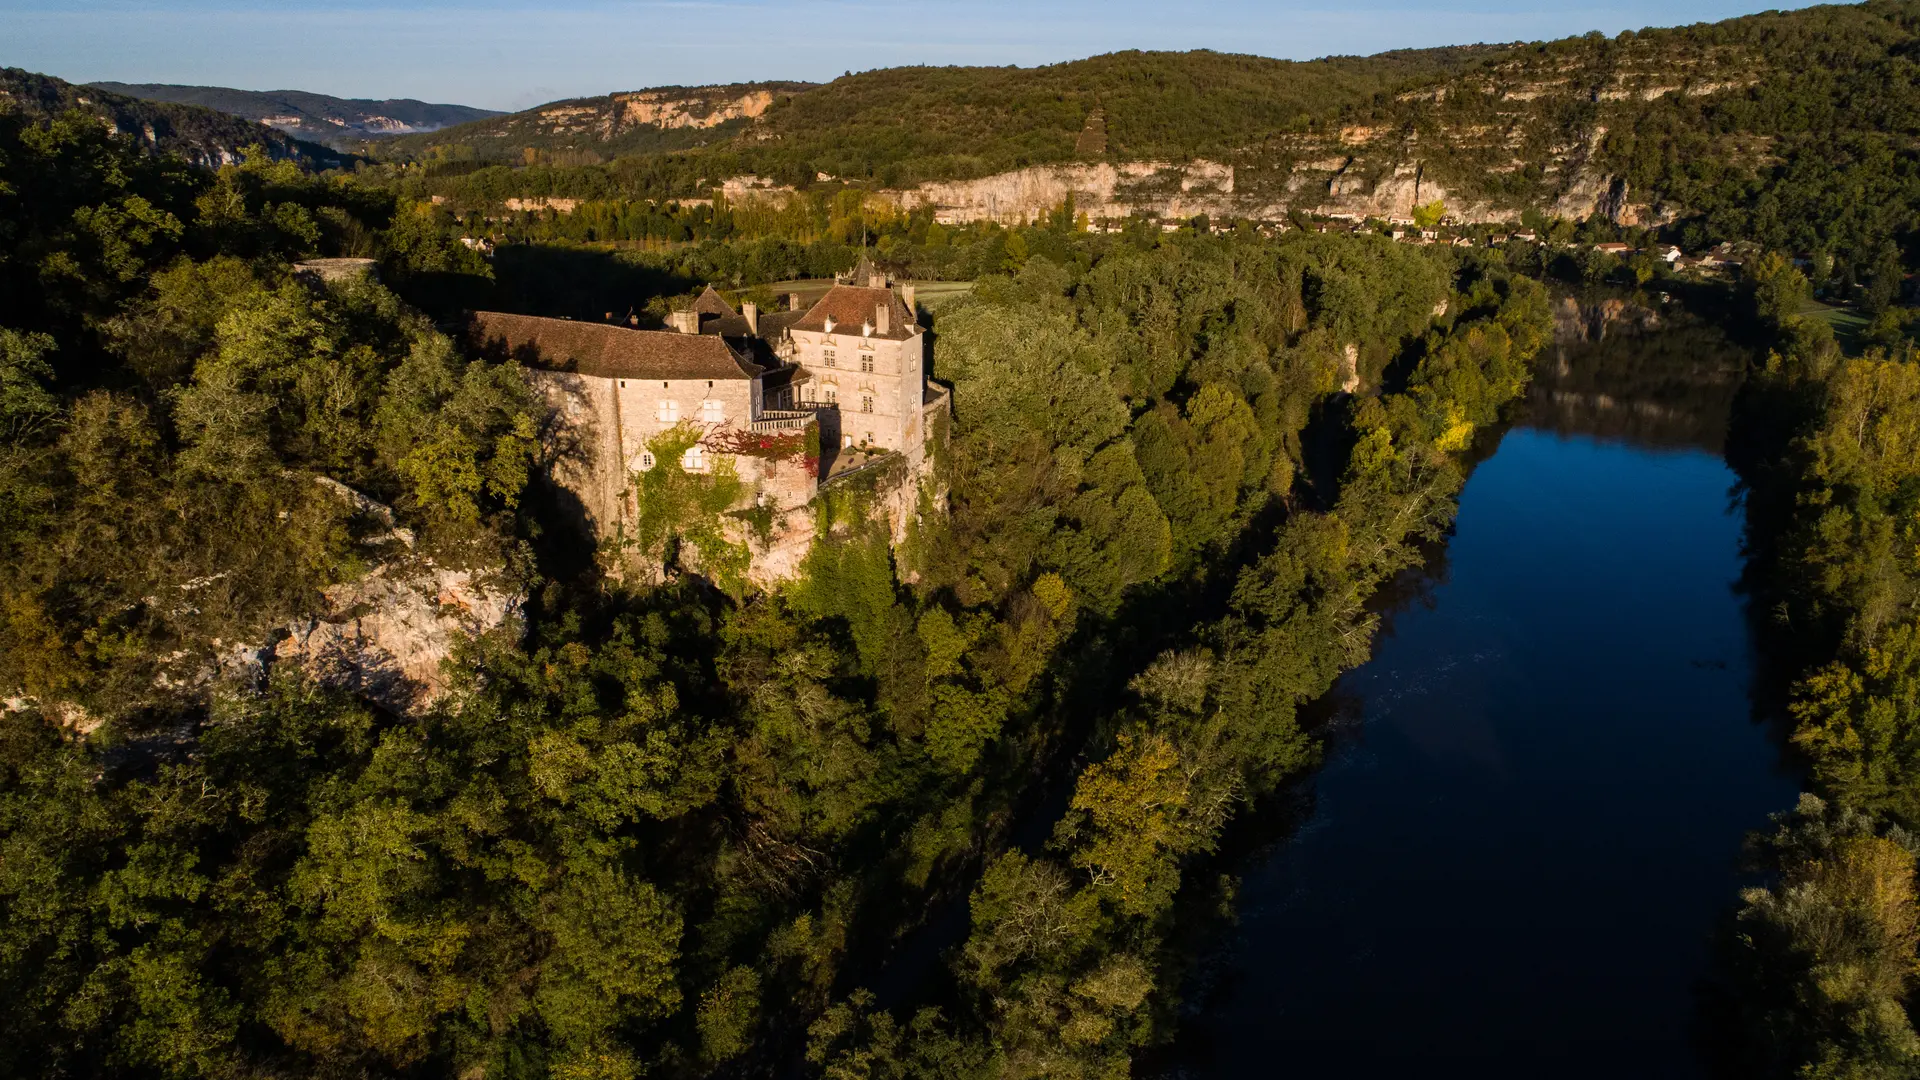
[789,292,802,311]
[742,300,759,336]
[868,270,886,289]
[901,284,916,313]
[875,301,890,335]
[669,310,699,335]
[824,316,836,334]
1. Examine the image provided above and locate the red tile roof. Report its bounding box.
[468,312,762,381]
[791,285,917,341]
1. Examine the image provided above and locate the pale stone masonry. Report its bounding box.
[466,264,948,564]
[782,267,929,468]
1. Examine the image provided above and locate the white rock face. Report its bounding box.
[265,565,520,714]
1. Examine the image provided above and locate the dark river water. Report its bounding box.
[1171,309,1802,1077]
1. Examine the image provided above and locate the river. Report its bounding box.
[1168,305,1802,1077]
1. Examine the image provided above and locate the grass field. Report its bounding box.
[1796,298,1871,352]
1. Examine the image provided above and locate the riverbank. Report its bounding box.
[1156,298,1804,1077]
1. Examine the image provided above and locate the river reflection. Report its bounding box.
[1167,304,1798,1078]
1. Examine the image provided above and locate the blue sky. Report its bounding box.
[4,0,1821,112]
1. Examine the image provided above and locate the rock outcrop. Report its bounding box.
[252,563,519,714]
[759,154,1519,227]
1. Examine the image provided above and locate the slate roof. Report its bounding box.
[791,285,918,342]
[845,255,880,285]
[703,305,809,341]
[756,308,806,338]
[468,311,762,380]
[761,365,810,393]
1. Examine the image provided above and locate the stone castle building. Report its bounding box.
[467,262,946,569]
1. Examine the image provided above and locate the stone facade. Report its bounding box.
[469,268,947,580]
[781,268,931,469]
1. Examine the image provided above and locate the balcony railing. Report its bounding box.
[749,408,817,433]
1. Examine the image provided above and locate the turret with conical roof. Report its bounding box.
[839,254,887,290]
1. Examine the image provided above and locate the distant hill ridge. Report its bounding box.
[375,50,1498,181]
[0,68,348,170]
[373,0,1920,250]
[89,83,502,146]
[378,81,819,161]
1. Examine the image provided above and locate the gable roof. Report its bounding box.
[468,311,763,381]
[692,285,737,318]
[791,285,918,342]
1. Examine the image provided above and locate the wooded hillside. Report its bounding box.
[89,83,502,146]
[0,69,349,169]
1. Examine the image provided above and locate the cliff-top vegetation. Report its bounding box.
[0,88,1555,1079]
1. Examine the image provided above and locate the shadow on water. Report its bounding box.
[1151,293,1805,1079]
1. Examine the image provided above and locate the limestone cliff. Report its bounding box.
[389,81,815,157]
[247,563,520,714]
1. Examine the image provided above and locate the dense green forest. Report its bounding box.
[22,4,1920,1073]
[1697,257,1920,1077]
[0,91,1556,1079]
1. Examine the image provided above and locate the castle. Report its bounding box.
[467,261,947,573]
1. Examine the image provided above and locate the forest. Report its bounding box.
[0,98,1554,1078]
[17,3,1920,1075]
[1689,256,1920,1078]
